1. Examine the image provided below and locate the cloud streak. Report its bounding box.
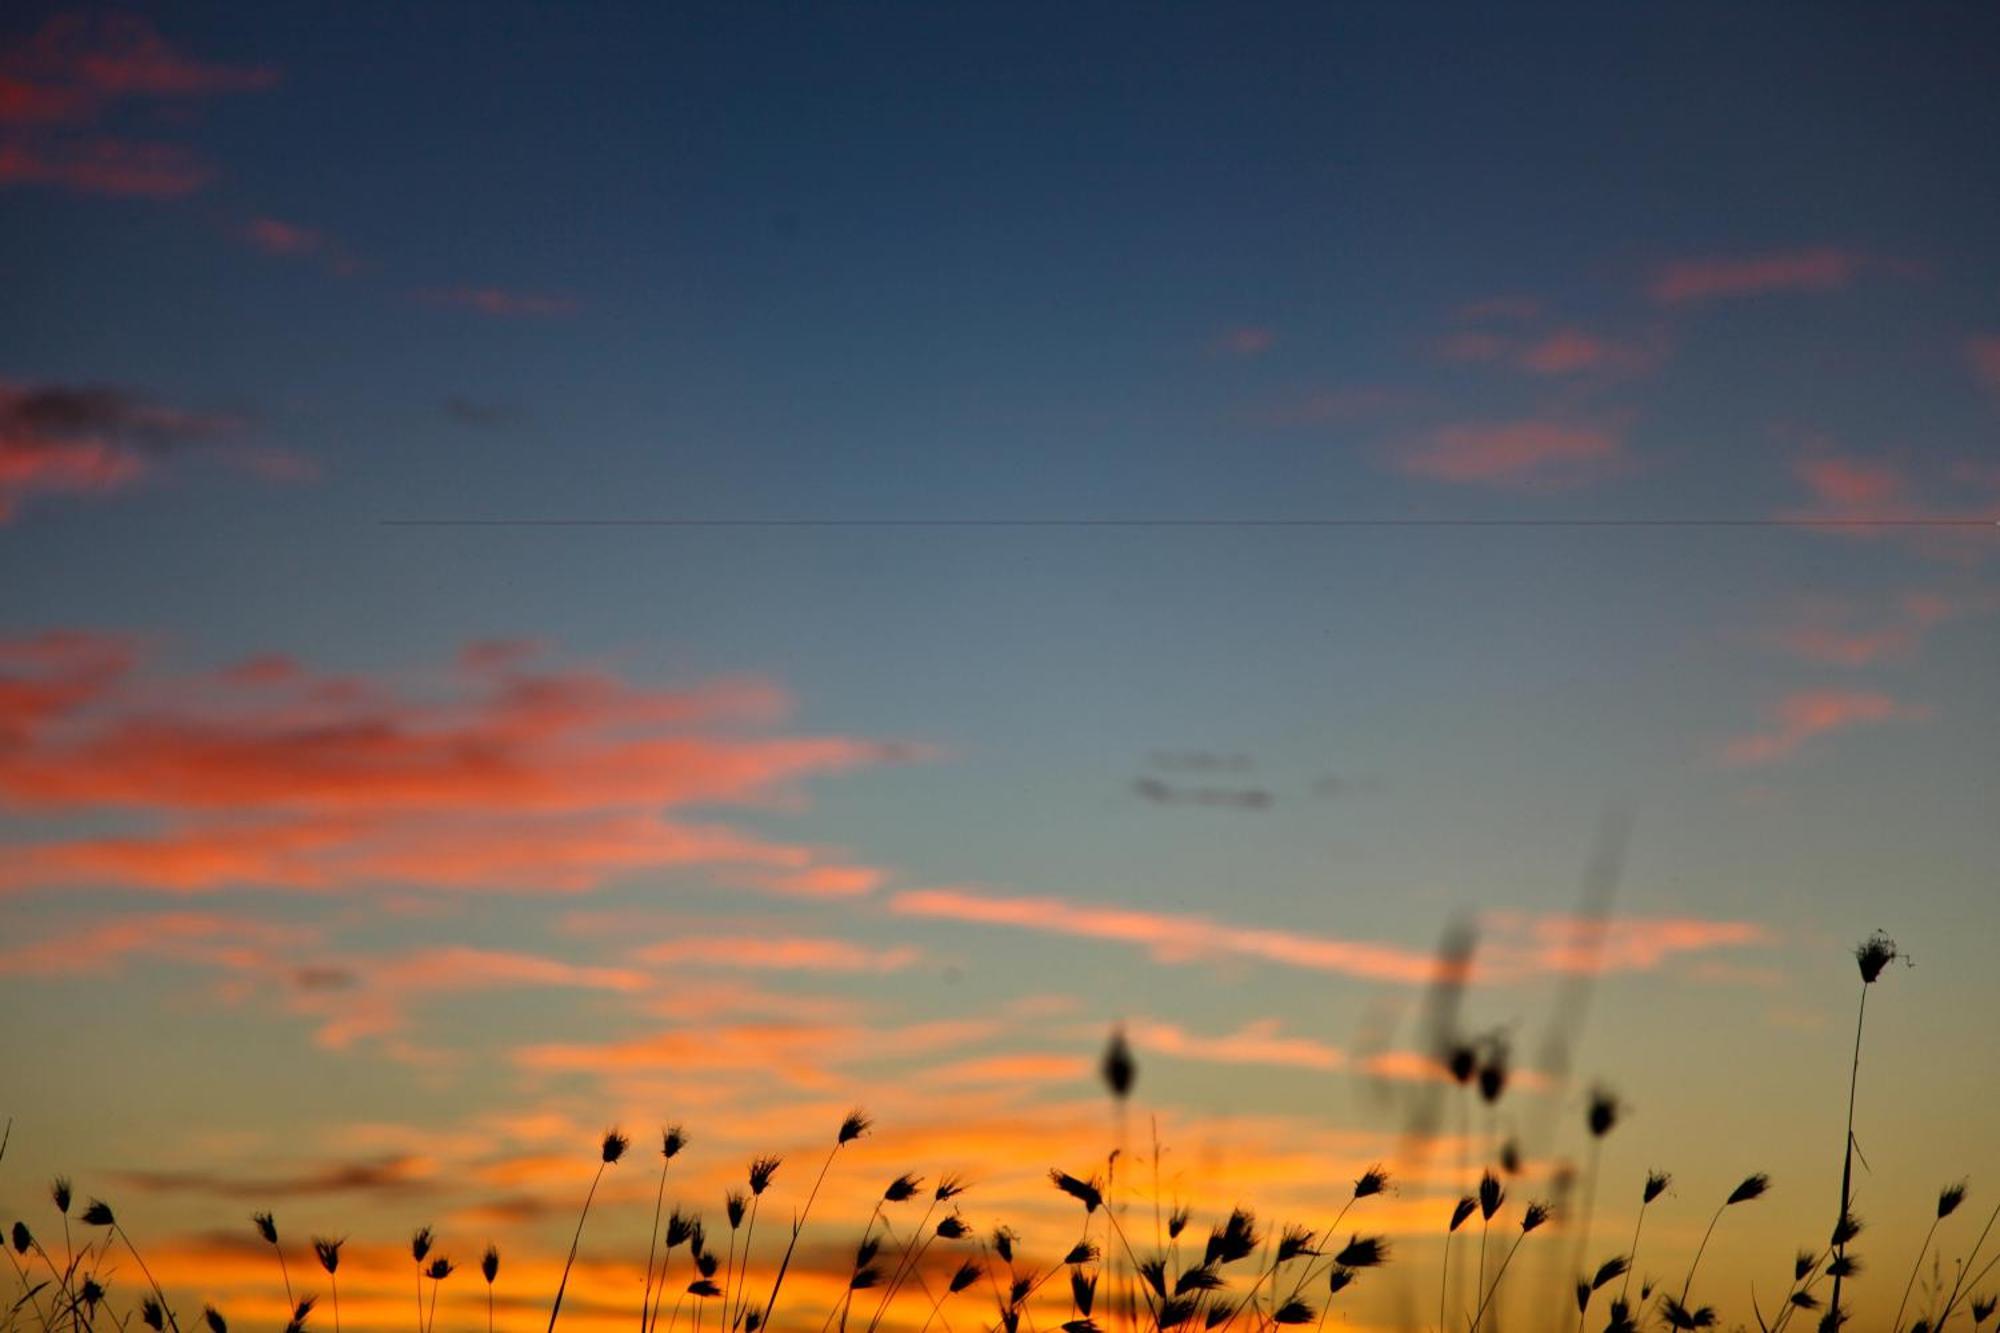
[1650,247,1864,305]
[0,634,918,894]
[1722,689,1929,765]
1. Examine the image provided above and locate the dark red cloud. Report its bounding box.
[0,378,309,519]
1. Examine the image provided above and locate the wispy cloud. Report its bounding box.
[1392,418,1626,488]
[1967,336,2000,393]
[417,287,581,318]
[1722,689,1929,765]
[889,886,1762,983]
[0,634,918,893]
[1649,247,1865,305]
[630,935,923,973]
[1211,325,1277,358]
[1,379,307,521]
[0,13,275,196]
[1773,591,1961,666]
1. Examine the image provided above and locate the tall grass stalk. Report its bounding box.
[759,1112,868,1332]
[548,1131,628,1333]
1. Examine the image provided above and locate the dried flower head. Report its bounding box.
[884,1172,923,1203]
[10,1221,31,1255]
[1205,1208,1260,1265]
[1276,1225,1318,1264]
[312,1236,342,1274]
[601,1129,630,1164]
[837,1110,872,1145]
[202,1305,226,1333]
[426,1257,454,1281]
[142,1298,166,1331]
[411,1226,434,1263]
[1167,1204,1191,1239]
[51,1178,72,1215]
[1051,1170,1104,1213]
[81,1199,114,1227]
[1643,1171,1672,1204]
[661,1125,687,1160]
[1855,932,1899,984]
[935,1173,967,1201]
[1520,1201,1550,1233]
[1447,1043,1478,1085]
[1831,1210,1862,1246]
[1326,1267,1355,1296]
[1499,1139,1521,1176]
[1795,1250,1816,1281]
[1478,1045,1509,1104]
[253,1212,279,1245]
[993,1225,1017,1264]
[1449,1197,1477,1232]
[1332,1236,1388,1269]
[1478,1171,1504,1222]
[1588,1087,1621,1139]
[1101,1027,1136,1100]
[1938,1181,1968,1220]
[1658,1295,1717,1329]
[1063,1241,1097,1266]
[1354,1166,1389,1199]
[948,1258,981,1294]
[747,1156,781,1195]
[1726,1174,1770,1206]
[936,1215,971,1240]
[481,1243,499,1284]
[726,1190,747,1229]
[282,1297,314,1333]
[1271,1300,1316,1325]
[1592,1256,1629,1290]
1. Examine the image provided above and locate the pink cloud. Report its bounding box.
[888,886,1764,983]
[417,287,581,318]
[0,911,318,976]
[1650,247,1863,305]
[2,379,301,520]
[1774,591,1960,666]
[243,217,325,256]
[1,14,274,196]
[0,138,212,196]
[1722,689,1930,765]
[1967,337,2000,392]
[0,635,919,893]
[1394,419,1625,487]
[1212,326,1276,358]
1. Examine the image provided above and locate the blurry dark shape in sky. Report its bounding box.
[1132,777,1273,809]
[1147,751,1254,773]
[1523,806,1634,1154]
[444,396,523,429]
[118,1154,428,1200]
[1389,916,1478,1162]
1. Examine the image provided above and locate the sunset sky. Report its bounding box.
[3,5,1998,1331]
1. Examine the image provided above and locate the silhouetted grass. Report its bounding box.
[3,933,1991,1333]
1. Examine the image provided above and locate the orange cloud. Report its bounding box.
[0,910,319,976]
[1722,689,1930,765]
[1392,419,1625,488]
[1650,247,1863,305]
[0,635,917,893]
[1128,1018,1347,1071]
[631,935,923,973]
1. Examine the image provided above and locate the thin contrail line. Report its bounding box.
[380,516,1999,529]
